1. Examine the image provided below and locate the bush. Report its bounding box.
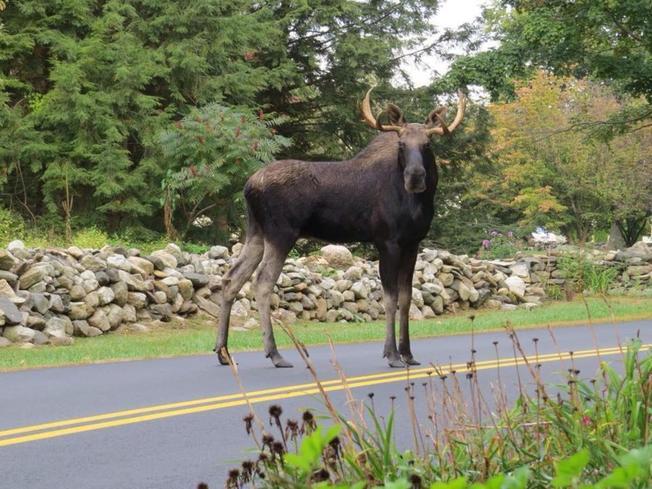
[558,255,620,294]
[72,227,109,249]
[0,206,25,247]
[477,230,522,259]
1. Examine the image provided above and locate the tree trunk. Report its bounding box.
[616,216,649,247]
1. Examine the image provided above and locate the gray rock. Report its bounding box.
[84,291,100,309]
[183,272,209,288]
[178,279,193,300]
[31,293,50,314]
[351,281,369,300]
[89,309,111,331]
[19,264,53,289]
[50,336,74,346]
[0,337,12,347]
[0,270,18,283]
[69,284,86,301]
[127,292,147,309]
[0,279,22,303]
[32,330,49,345]
[107,254,133,272]
[111,281,128,306]
[26,314,46,330]
[106,304,124,329]
[505,276,526,298]
[44,317,68,338]
[149,250,177,270]
[3,325,35,342]
[0,296,23,324]
[0,249,18,270]
[69,302,93,320]
[97,286,115,305]
[320,245,353,269]
[208,245,229,259]
[80,254,106,272]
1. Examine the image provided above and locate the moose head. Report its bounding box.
[360,87,466,193]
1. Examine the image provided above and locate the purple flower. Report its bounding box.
[507,231,514,238]
[482,239,491,249]
[490,230,499,237]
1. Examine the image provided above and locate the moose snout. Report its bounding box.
[404,168,426,193]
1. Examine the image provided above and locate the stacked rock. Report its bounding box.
[0,239,650,347]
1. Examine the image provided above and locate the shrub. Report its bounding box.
[558,255,620,294]
[477,230,522,259]
[72,227,109,249]
[0,206,25,247]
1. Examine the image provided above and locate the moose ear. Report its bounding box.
[385,103,406,126]
[425,107,447,128]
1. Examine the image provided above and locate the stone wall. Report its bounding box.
[0,240,650,347]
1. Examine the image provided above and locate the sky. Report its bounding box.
[404,0,488,87]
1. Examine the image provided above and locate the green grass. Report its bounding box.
[1,296,651,371]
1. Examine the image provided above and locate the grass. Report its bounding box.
[1,296,651,371]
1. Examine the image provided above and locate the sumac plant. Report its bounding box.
[159,104,290,240]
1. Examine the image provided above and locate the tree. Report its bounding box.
[1,0,458,240]
[448,0,652,135]
[158,104,290,241]
[471,72,651,244]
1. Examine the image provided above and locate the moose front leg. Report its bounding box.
[398,244,420,365]
[378,242,403,368]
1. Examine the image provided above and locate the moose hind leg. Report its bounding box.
[255,238,295,368]
[215,233,264,365]
[398,244,420,365]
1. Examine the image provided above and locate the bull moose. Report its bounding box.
[215,88,466,368]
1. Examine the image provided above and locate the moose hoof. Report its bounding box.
[215,346,232,366]
[402,356,421,366]
[387,358,406,368]
[269,352,293,368]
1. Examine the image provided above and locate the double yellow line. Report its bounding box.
[1,343,646,448]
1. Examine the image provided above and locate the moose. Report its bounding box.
[215,88,466,368]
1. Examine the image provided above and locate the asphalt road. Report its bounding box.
[1,320,651,489]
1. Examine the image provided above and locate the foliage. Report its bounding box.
[225,338,652,488]
[0,206,25,247]
[470,72,652,244]
[451,0,652,135]
[477,229,521,259]
[558,255,620,295]
[71,227,110,250]
[158,103,290,240]
[0,0,457,242]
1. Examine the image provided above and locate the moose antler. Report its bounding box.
[360,87,404,133]
[426,90,467,136]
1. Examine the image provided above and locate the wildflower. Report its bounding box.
[310,468,330,483]
[243,414,254,435]
[409,474,423,489]
[261,434,274,449]
[482,239,491,249]
[507,231,514,238]
[286,419,299,441]
[490,230,499,237]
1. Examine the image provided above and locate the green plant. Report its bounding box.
[558,255,620,294]
[225,333,652,488]
[158,104,290,241]
[0,206,25,247]
[477,230,522,259]
[72,227,109,249]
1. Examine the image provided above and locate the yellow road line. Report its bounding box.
[0,343,647,448]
